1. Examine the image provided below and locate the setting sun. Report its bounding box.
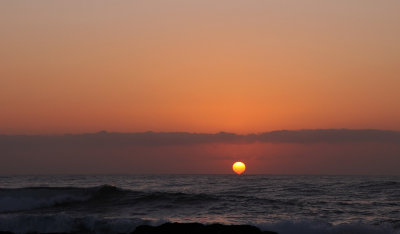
[232,162,246,175]
[0,1,399,233]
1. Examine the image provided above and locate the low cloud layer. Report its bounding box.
[0,129,399,175]
[1,129,399,147]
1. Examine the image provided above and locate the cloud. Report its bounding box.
[1,129,399,147]
[0,129,399,175]
[256,129,400,143]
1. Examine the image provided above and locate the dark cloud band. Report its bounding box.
[1,129,399,147]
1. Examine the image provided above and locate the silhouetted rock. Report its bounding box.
[131,222,278,234]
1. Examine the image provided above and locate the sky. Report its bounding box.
[0,1,399,174]
[1,0,400,134]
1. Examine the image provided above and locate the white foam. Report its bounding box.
[0,193,91,212]
[0,214,155,234]
[254,220,400,234]
[0,215,399,234]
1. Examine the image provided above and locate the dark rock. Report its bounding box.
[131,222,278,234]
[133,223,204,234]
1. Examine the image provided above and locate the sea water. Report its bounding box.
[0,175,399,234]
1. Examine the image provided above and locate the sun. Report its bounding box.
[232,161,246,175]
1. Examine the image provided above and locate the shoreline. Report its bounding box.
[0,222,278,234]
[132,222,278,234]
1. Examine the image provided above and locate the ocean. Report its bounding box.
[0,175,399,234]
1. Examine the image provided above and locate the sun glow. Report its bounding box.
[232,161,246,175]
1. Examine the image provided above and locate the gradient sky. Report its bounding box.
[1,1,400,134]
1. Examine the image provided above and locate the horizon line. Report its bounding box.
[1,128,400,136]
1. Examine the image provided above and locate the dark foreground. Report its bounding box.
[0,223,278,234]
[2,176,399,233]
[133,223,277,234]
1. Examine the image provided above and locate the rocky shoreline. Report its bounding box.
[0,222,278,234]
[132,222,278,234]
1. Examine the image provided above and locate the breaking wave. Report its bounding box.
[256,220,400,234]
[0,214,159,234]
[0,214,398,234]
[0,185,218,213]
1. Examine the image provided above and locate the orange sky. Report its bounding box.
[1,1,400,134]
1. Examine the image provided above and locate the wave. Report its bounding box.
[0,185,118,212]
[0,214,398,234]
[357,180,400,189]
[0,185,218,213]
[0,213,161,234]
[256,220,400,234]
